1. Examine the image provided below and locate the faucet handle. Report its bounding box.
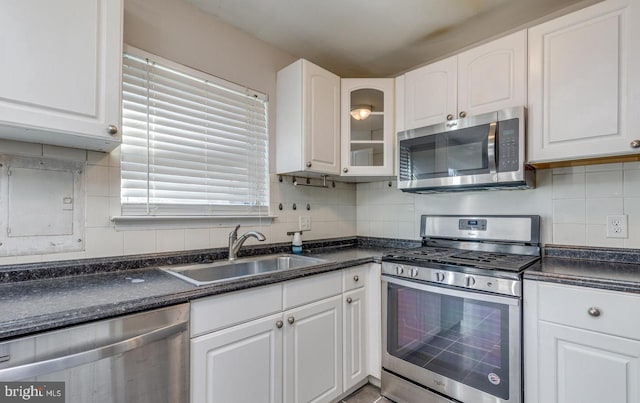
[229,224,241,240]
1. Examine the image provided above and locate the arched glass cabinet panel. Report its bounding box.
[341,79,395,177]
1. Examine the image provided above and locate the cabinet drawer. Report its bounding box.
[537,282,640,340]
[191,284,282,337]
[283,271,342,310]
[343,265,368,292]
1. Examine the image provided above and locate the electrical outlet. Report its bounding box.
[606,214,628,238]
[299,215,312,231]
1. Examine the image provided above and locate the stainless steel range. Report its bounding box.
[381,215,540,403]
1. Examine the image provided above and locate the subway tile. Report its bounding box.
[86,196,112,228]
[552,166,585,175]
[585,170,623,198]
[623,169,640,197]
[87,151,110,166]
[624,197,640,248]
[123,230,156,255]
[85,227,123,257]
[382,221,399,238]
[85,164,110,197]
[552,199,585,224]
[108,146,121,167]
[0,139,42,157]
[585,163,623,172]
[109,166,121,197]
[156,229,186,252]
[585,198,623,225]
[552,173,585,199]
[184,228,210,250]
[623,161,640,170]
[553,223,586,246]
[43,145,87,161]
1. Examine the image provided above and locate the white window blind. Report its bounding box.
[121,47,269,216]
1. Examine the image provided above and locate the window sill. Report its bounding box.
[111,215,276,231]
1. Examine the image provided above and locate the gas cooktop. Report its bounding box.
[384,246,540,272]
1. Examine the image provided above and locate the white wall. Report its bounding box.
[357,162,640,248]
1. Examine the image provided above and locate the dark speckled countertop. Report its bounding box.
[525,245,640,293]
[0,238,406,341]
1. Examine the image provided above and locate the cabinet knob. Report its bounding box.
[287,316,295,325]
[631,140,640,149]
[346,297,353,304]
[343,167,349,173]
[446,114,454,121]
[353,275,359,282]
[588,307,601,317]
[306,161,312,168]
[276,320,283,329]
[459,111,467,118]
[107,125,119,135]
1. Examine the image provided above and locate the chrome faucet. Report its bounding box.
[228,225,266,261]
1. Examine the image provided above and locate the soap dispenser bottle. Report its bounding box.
[292,231,302,254]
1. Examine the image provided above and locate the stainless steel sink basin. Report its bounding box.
[159,254,328,286]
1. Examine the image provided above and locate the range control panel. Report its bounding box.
[458,219,487,231]
[381,262,522,298]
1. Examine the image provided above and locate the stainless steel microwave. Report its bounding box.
[397,106,534,193]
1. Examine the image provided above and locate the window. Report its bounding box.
[121,46,269,217]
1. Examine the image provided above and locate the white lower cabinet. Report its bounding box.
[190,265,379,403]
[524,280,640,403]
[191,313,283,403]
[343,287,367,391]
[284,295,343,403]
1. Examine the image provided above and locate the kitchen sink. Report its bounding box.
[159,254,329,286]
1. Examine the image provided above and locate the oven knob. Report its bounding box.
[465,276,476,287]
[435,272,446,282]
[396,266,405,275]
[410,268,419,278]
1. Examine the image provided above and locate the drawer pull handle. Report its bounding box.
[276,320,283,329]
[588,307,601,317]
[346,297,353,304]
[353,275,359,282]
[287,316,295,325]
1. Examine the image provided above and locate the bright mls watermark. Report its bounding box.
[0,383,64,403]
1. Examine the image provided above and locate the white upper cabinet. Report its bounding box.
[277,59,341,176]
[403,56,458,130]
[0,0,123,152]
[340,78,395,177]
[527,0,640,164]
[402,30,527,131]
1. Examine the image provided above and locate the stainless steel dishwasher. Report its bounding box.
[0,303,189,403]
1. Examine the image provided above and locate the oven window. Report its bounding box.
[398,124,489,181]
[387,283,510,400]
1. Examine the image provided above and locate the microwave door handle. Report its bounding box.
[487,121,497,174]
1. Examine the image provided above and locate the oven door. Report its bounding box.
[382,275,521,403]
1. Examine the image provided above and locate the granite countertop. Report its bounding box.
[0,242,397,341]
[525,245,640,293]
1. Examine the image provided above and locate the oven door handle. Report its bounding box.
[382,275,520,306]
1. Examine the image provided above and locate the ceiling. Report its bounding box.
[185,0,600,77]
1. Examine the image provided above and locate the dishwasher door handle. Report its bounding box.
[0,320,188,381]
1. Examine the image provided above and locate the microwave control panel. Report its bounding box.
[497,118,519,172]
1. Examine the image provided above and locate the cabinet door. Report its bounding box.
[343,287,367,391]
[304,61,341,175]
[457,30,526,118]
[537,321,640,403]
[284,295,343,403]
[404,57,457,130]
[341,78,394,177]
[191,313,283,403]
[528,0,640,163]
[0,0,122,152]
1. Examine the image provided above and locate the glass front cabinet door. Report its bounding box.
[341,78,395,177]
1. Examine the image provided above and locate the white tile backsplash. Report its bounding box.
[585,170,623,197]
[3,142,640,266]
